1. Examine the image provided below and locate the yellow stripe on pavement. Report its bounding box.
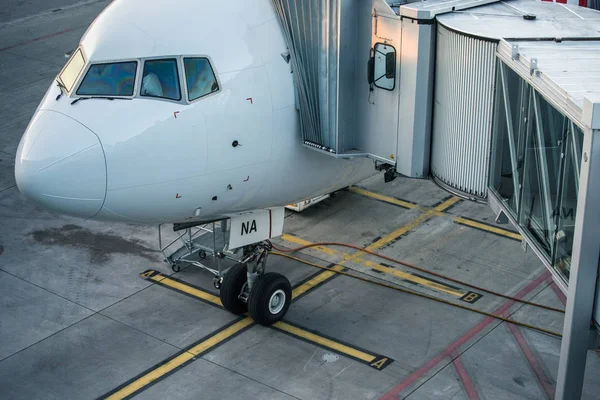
[273,321,375,363]
[453,217,522,241]
[349,187,417,209]
[104,318,253,400]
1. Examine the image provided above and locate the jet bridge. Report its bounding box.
[271,0,600,398]
[270,0,403,166]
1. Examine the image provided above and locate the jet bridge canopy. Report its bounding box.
[270,0,402,164]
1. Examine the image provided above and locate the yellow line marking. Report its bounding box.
[349,187,417,209]
[281,233,466,298]
[434,196,462,212]
[105,317,253,400]
[273,321,376,363]
[370,264,464,297]
[348,187,519,242]
[281,233,344,257]
[453,217,522,241]
[292,265,344,299]
[150,274,222,307]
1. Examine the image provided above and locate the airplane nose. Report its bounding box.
[15,110,107,219]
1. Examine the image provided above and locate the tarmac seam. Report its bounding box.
[381,272,554,399]
[402,278,554,399]
[0,0,108,28]
[0,267,185,365]
[0,185,16,194]
[200,357,303,400]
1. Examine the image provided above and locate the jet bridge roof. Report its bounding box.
[436,1,600,40]
[497,39,600,128]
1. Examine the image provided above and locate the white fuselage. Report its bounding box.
[15,0,376,224]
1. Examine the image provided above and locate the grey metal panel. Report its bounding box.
[270,0,340,152]
[436,1,600,41]
[395,19,436,178]
[399,0,499,20]
[430,23,497,199]
[497,39,600,129]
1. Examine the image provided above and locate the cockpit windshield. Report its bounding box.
[77,61,137,97]
[58,48,85,92]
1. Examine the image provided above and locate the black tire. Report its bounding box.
[248,273,292,326]
[220,264,248,315]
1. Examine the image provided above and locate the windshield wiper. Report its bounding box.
[71,96,132,105]
[56,80,67,100]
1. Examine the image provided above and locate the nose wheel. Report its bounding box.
[248,273,291,326]
[219,263,248,315]
[218,241,292,326]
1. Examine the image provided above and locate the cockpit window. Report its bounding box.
[77,61,137,96]
[58,48,85,92]
[184,58,219,101]
[141,59,181,101]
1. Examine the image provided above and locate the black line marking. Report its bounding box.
[411,272,463,292]
[291,265,341,303]
[156,274,219,297]
[152,279,223,309]
[456,216,520,234]
[369,236,383,246]
[272,319,394,371]
[378,264,466,292]
[431,195,454,209]
[96,316,252,400]
[441,199,462,213]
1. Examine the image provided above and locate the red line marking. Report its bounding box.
[505,316,556,399]
[243,176,250,182]
[246,97,253,104]
[173,111,180,119]
[268,209,272,239]
[0,27,78,52]
[379,272,551,400]
[556,0,567,3]
[579,0,587,6]
[550,283,566,307]
[450,350,480,400]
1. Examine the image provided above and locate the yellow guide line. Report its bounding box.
[273,321,375,363]
[105,318,253,400]
[349,187,416,209]
[341,196,460,266]
[281,233,343,257]
[150,275,222,307]
[281,233,466,298]
[350,187,520,241]
[453,217,522,241]
[370,263,464,297]
[292,265,344,299]
[150,272,385,367]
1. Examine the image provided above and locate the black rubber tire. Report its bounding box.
[219,264,248,315]
[248,273,292,326]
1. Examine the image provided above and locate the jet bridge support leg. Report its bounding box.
[555,126,600,399]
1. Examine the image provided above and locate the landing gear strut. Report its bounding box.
[219,241,291,326]
[158,215,291,326]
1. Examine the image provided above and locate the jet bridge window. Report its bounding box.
[141,59,181,101]
[77,61,137,96]
[183,58,219,101]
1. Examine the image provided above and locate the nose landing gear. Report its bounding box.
[219,241,292,326]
